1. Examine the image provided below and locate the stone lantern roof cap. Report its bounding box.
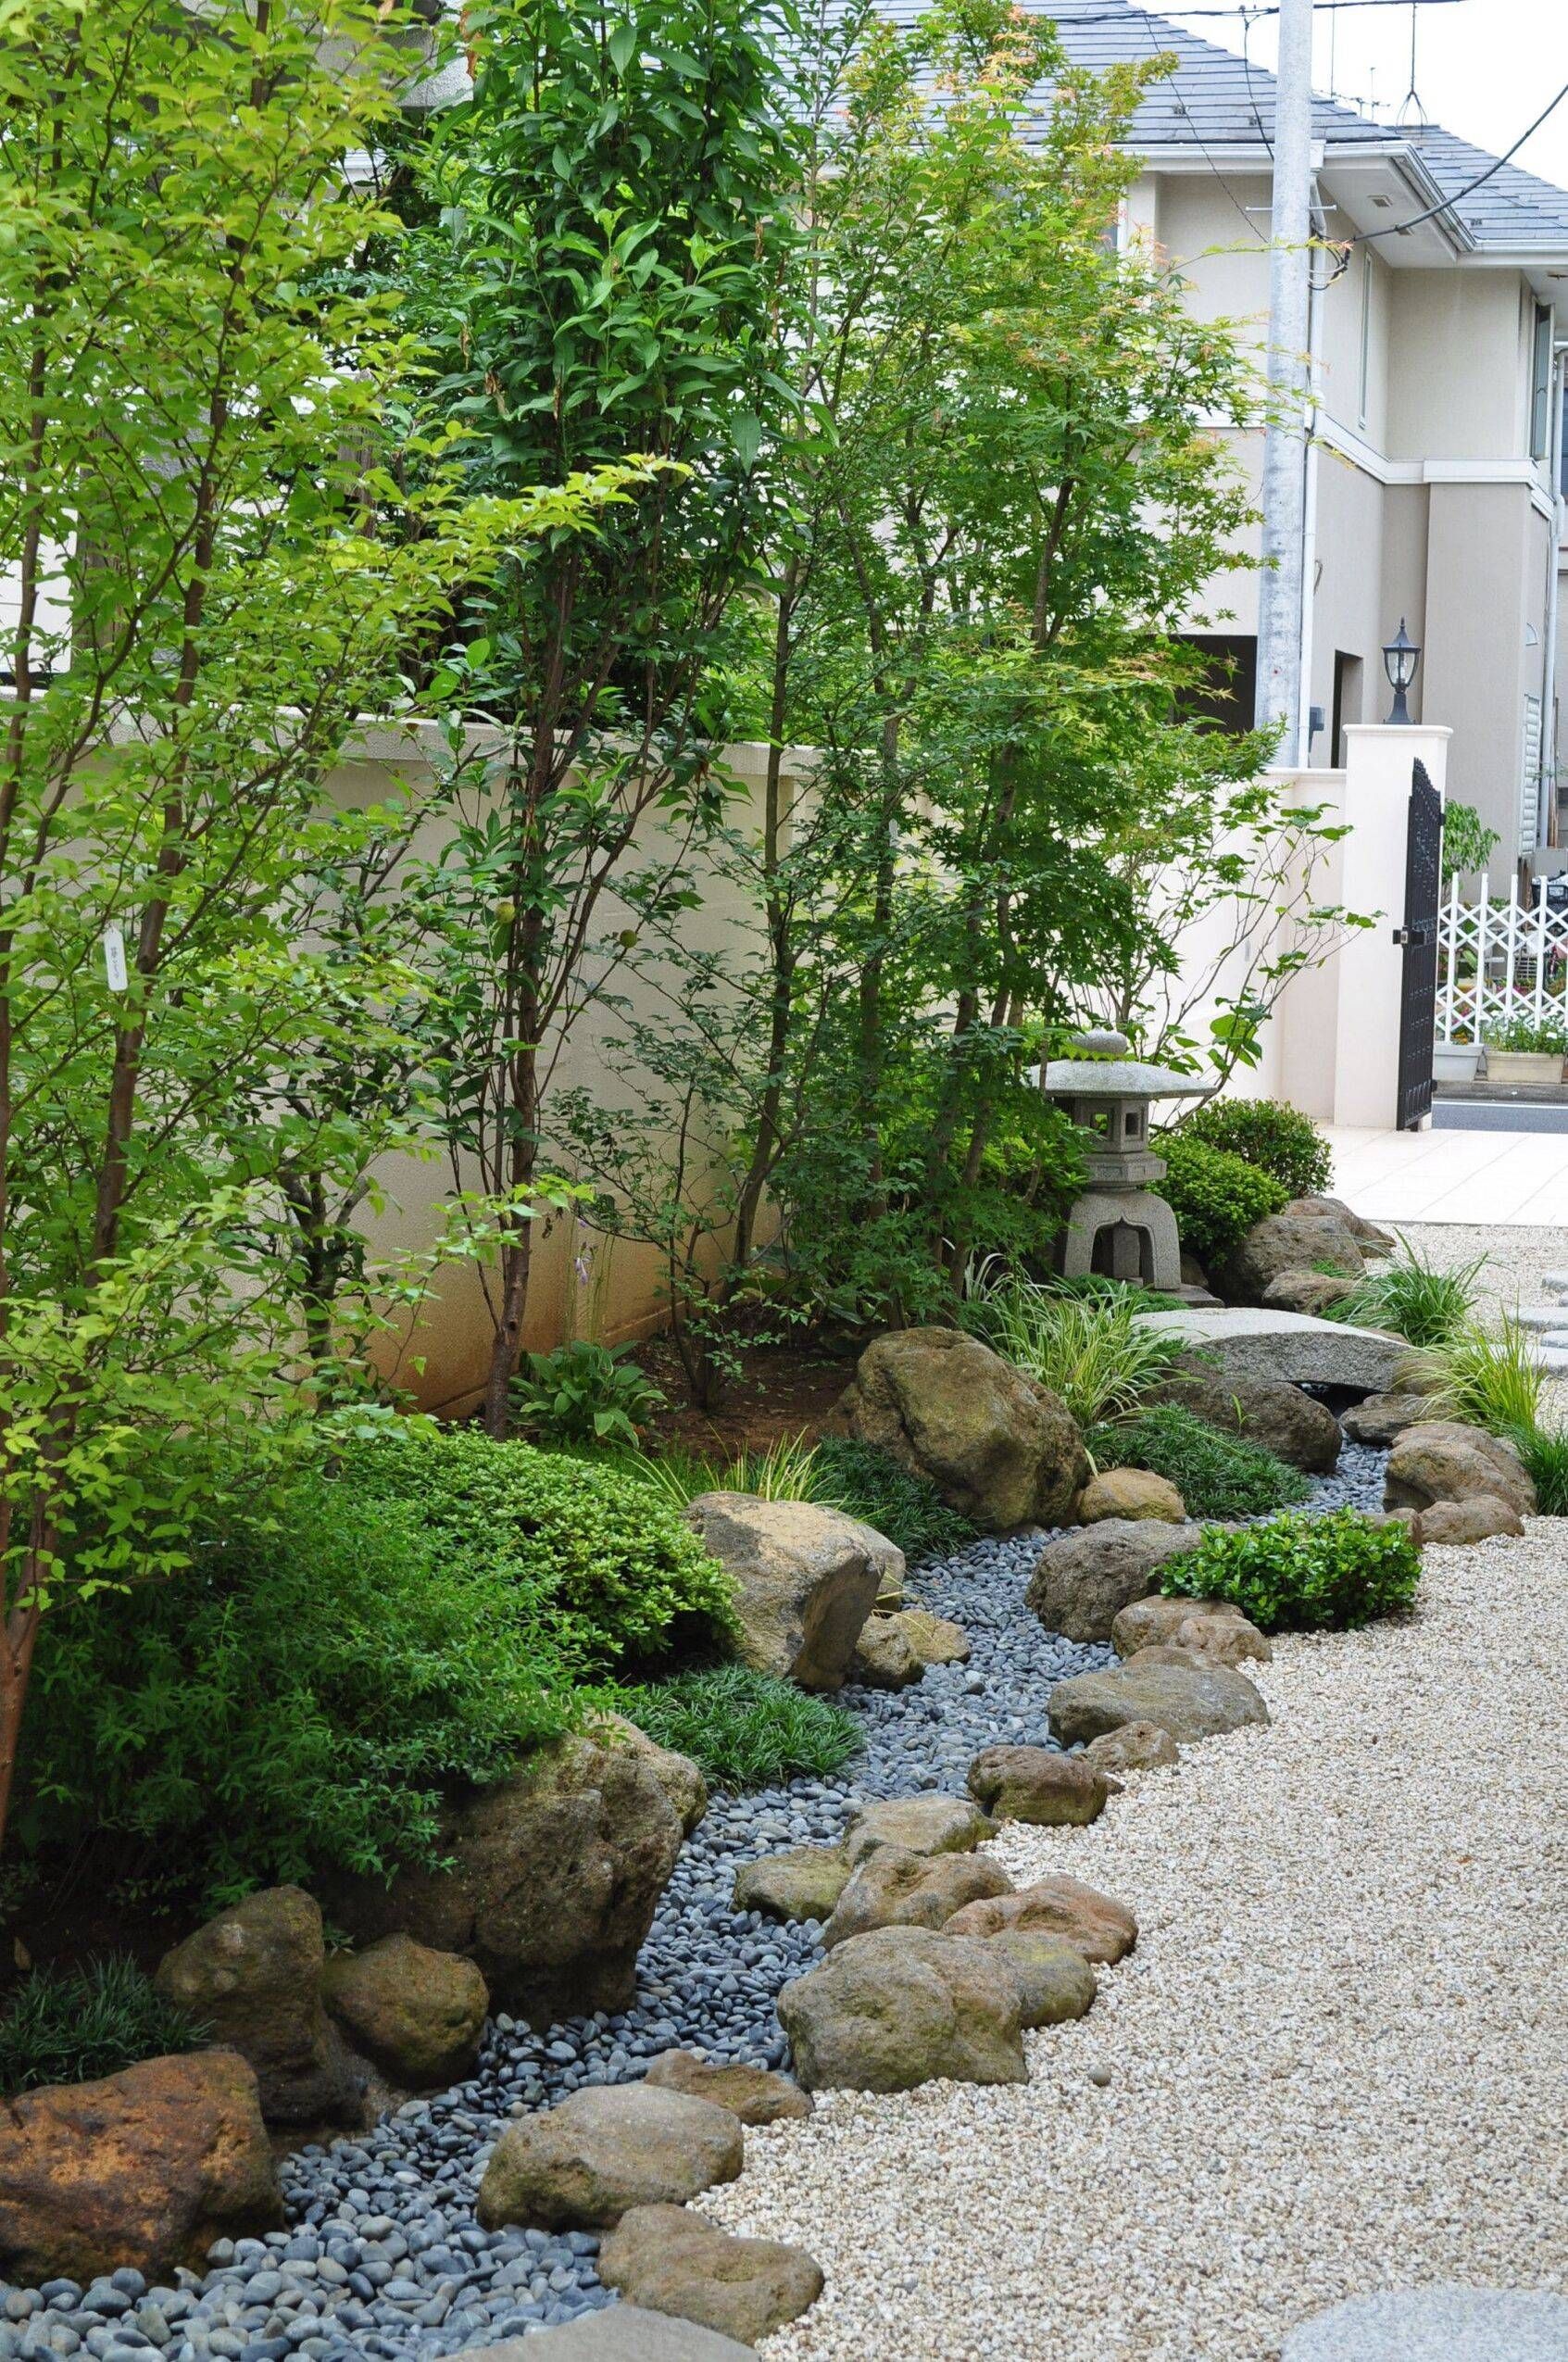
[1042,1030,1210,1099]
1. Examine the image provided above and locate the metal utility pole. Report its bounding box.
[1254,0,1315,760]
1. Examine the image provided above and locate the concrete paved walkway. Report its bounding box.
[1327,1124,1568,1225]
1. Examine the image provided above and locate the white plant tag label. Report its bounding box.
[102,923,128,992]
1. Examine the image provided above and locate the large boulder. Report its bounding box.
[643,2052,811,2126]
[1025,1518,1204,1642]
[1048,1648,1270,1746]
[778,1926,1028,2092]
[1110,1595,1273,1666]
[821,1844,1012,1950]
[599,2205,823,2346]
[832,1327,1087,1530]
[965,1745,1108,1827]
[1287,1195,1397,1256]
[844,1793,996,1866]
[945,1876,1137,1965]
[0,2051,281,2283]
[1411,1495,1525,1546]
[321,1935,488,2090]
[682,1495,886,1690]
[476,2086,743,2232]
[1075,1468,1187,1526]
[731,1845,850,1925]
[1341,1391,1434,1447]
[1213,1210,1365,1306]
[327,1734,684,2020]
[1385,1421,1536,1518]
[591,1713,709,1837]
[1146,1356,1342,1472]
[154,1887,357,2127]
[1135,1309,1404,1398]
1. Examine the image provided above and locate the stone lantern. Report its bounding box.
[1042,1028,1209,1290]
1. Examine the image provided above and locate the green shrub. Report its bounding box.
[340,1423,735,1669]
[22,1475,583,1898]
[1151,1132,1288,1266]
[811,1438,979,1564]
[612,1666,862,1790]
[1182,1098,1332,1200]
[1401,1316,1542,1439]
[1162,1508,1421,1633]
[1510,1422,1568,1514]
[964,1281,1188,1426]
[0,1956,211,2096]
[1329,1239,1480,1348]
[510,1340,665,1450]
[1086,1403,1309,1519]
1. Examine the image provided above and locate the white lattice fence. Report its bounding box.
[1437,877,1568,1043]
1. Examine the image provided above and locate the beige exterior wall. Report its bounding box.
[323,730,805,1414]
[1384,271,1525,462]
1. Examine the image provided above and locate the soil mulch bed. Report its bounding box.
[635,1335,859,1459]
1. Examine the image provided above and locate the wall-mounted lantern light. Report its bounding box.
[1382,618,1421,725]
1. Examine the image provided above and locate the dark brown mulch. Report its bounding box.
[633,1334,859,1459]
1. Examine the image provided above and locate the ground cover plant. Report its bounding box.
[1152,1134,1289,1266]
[19,1471,584,1901]
[1181,1099,1332,1200]
[338,1424,735,1670]
[0,1957,209,2097]
[612,1666,861,1791]
[966,1280,1189,1426]
[1329,1240,1481,1348]
[810,1439,980,1565]
[1162,1508,1421,1634]
[1085,1403,1309,1519]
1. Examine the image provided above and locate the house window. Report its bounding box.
[1357,248,1373,432]
[1176,634,1258,735]
[1531,303,1554,463]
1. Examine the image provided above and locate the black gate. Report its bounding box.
[1395,758,1443,1131]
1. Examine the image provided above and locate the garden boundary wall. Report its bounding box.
[329,725,812,1415]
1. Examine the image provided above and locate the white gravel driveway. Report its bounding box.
[706,1529,1568,2361]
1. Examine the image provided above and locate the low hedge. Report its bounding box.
[1181,1098,1332,1200]
[1151,1132,1288,1266]
[1161,1507,1421,1633]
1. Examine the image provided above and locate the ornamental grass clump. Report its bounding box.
[1161,1508,1421,1634]
[626,1432,824,1508]
[964,1281,1188,1427]
[1400,1315,1543,1439]
[612,1667,862,1790]
[1085,1403,1309,1520]
[0,1956,210,2097]
[1508,1422,1568,1514]
[1329,1238,1481,1349]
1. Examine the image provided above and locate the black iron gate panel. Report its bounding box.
[1395,759,1443,1131]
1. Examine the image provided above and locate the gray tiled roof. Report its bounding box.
[871,0,1568,252]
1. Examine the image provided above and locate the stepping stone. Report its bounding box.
[777,1925,1028,2092]
[599,2205,823,2346]
[1512,1306,1568,1331]
[1047,1649,1270,1747]
[945,1875,1138,1965]
[844,1792,995,1866]
[1282,2287,1568,2360]
[732,1844,849,1924]
[643,2051,812,2125]
[1541,1271,1568,1296]
[475,2085,743,2230]
[965,1744,1108,1826]
[822,1844,1012,1950]
[475,2308,756,2359]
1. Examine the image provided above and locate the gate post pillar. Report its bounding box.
[1332,725,1451,1130]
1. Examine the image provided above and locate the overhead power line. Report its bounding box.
[1352,78,1568,242]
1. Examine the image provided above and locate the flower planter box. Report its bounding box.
[1484,1048,1566,1087]
[1433,1042,1482,1084]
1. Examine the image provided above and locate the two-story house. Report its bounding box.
[965,0,1568,870]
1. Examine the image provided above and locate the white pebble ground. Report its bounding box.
[704,1527,1568,2360]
